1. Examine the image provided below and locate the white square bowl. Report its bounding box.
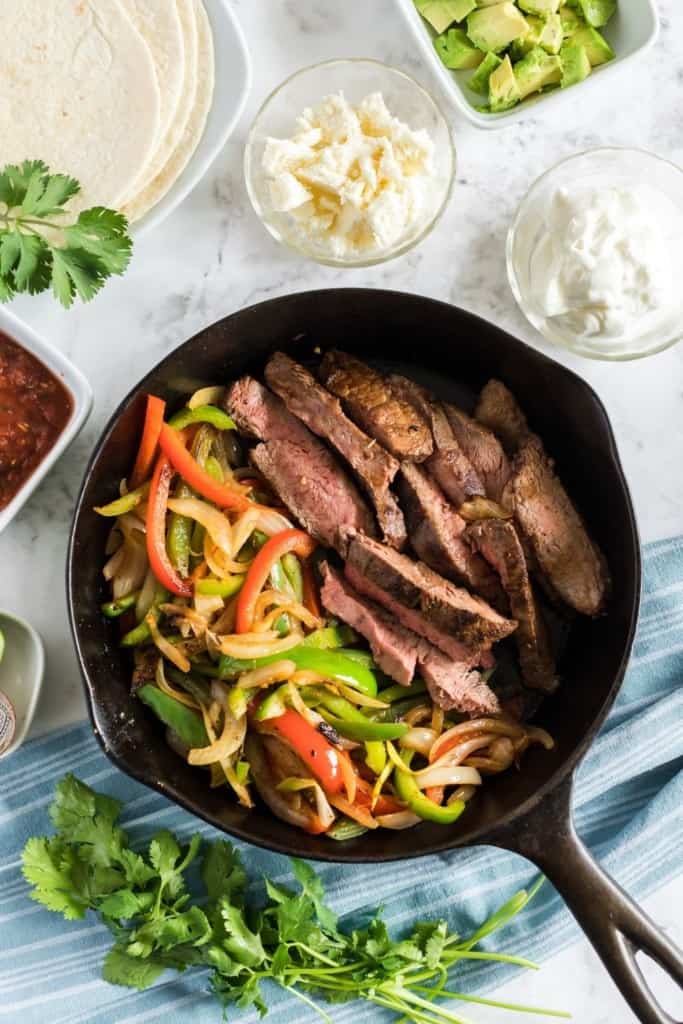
[394,0,659,129]
[0,306,93,534]
[135,0,252,235]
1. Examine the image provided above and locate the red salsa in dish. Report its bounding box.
[0,333,73,511]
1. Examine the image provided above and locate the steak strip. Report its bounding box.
[265,352,407,549]
[319,350,433,462]
[320,564,500,715]
[467,518,558,692]
[443,403,511,503]
[389,374,485,507]
[341,527,517,650]
[475,379,533,456]
[226,377,376,551]
[398,461,503,607]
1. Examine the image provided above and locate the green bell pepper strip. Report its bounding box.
[165,668,212,706]
[121,586,169,646]
[168,404,236,432]
[374,696,426,723]
[334,647,375,668]
[218,646,378,697]
[94,482,150,517]
[302,624,357,650]
[378,679,427,704]
[393,751,466,825]
[253,683,290,721]
[205,455,223,482]
[227,684,254,719]
[320,713,408,743]
[365,740,386,775]
[195,576,244,598]
[281,552,303,602]
[101,591,139,618]
[327,817,369,841]
[235,760,250,785]
[137,684,208,748]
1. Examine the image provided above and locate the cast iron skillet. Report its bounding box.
[68,289,683,1024]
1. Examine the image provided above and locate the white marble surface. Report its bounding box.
[0,0,682,1021]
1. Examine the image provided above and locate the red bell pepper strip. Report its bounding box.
[130,395,165,489]
[146,454,193,597]
[301,562,322,619]
[235,529,317,634]
[157,423,254,512]
[268,709,343,795]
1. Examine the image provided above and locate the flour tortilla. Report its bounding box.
[120,0,186,195]
[123,0,215,224]
[0,0,160,210]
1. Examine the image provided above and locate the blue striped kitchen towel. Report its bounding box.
[1,536,682,1024]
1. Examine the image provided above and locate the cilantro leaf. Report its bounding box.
[21,836,90,920]
[219,900,266,968]
[0,161,131,307]
[290,858,338,932]
[102,947,166,990]
[49,774,126,866]
[99,888,154,920]
[201,840,247,905]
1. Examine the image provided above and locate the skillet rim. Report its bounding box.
[66,288,642,863]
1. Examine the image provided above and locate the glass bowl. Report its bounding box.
[244,59,456,268]
[506,148,683,361]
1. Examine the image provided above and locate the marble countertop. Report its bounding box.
[1,0,682,1020]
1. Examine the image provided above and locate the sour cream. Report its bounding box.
[527,183,682,341]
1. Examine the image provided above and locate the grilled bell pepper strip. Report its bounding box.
[393,751,466,825]
[101,591,139,618]
[130,395,166,489]
[364,741,387,775]
[321,713,408,743]
[302,624,356,650]
[168,404,236,432]
[378,679,427,704]
[195,576,244,598]
[282,552,303,602]
[147,454,193,597]
[218,646,378,696]
[137,684,208,748]
[158,423,253,512]
[235,529,317,634]
[120,585,169,646]
[260,708,343,795]
[94,482,150,517]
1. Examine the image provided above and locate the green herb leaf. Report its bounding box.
[21,837,90,920]
[102,947,166,990]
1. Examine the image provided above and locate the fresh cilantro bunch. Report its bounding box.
[0,160,132,307]
[22,775,568,1023]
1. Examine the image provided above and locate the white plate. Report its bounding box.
[394,0,659,129]
[135,0,252,235]
[0,610,45,758]
[0,307,93,535]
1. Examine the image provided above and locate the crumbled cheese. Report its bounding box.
[262,91,436,260]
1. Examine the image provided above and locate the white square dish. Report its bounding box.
[135,0,252,235]
[394,0,659,129]
[0,306,93,534]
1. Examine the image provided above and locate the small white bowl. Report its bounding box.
[0,306,93,534]
[394,0,659,129]
[0,610,45,758]
[134,0,251,236]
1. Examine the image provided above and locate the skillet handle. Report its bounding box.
[490,776,683,1024]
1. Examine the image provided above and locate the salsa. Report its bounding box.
[0,333,73,511]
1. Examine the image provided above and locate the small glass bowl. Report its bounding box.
[244,59,456,268]
[506,148,683,361]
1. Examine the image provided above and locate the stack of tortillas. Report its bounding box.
[0,0,215,224]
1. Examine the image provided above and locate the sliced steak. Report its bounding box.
[503,438,610,617]
[225,376,312,446]
[251,441,375,552]
[265,352,407,549]
[475,379,532,455]
[418,648,500,716]
[319,350,433,461]
[342,528,517,649]
[443,403,511,502]
[320,563,417,685]
[389,374,485,506]
[321,564,499,714]
[398,461,503,606]
[467,518,558,692]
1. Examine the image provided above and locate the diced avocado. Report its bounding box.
[575,0,616,28]
[560,41,592,86]
[468,50,502,94]
[560,6,583,35]
[571,24,614,64]
[467,2,530,53]
[435,27,484,68]
[489,54,522,111]
[513,45,562,98]
[518,0,560,14]
[414,0,475,33]
[537,12,563,52]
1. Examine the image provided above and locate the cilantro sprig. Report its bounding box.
[21,775,569,1023]
[0,160,132,307]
